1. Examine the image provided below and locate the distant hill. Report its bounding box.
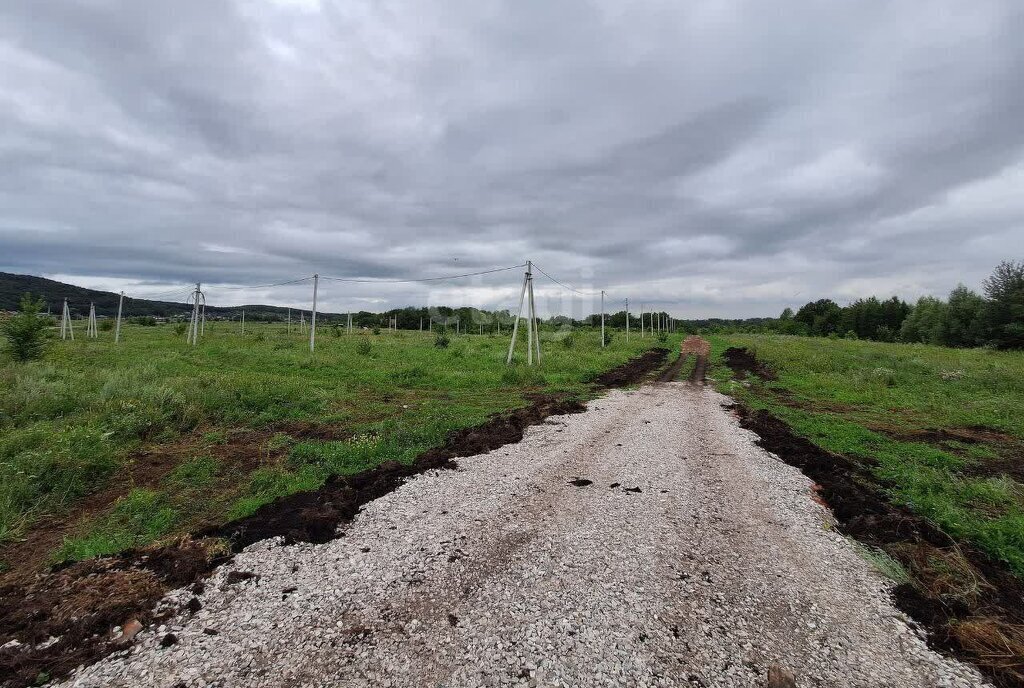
[0,272,328,321]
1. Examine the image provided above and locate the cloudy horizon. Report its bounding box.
[1,1,1022,318]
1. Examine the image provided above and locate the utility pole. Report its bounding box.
[288,307,291,334]
[625,298,629,342]
[189,283,201,345]
[309,273,319,353]
[506,261,537,365]
[115,291,124,344]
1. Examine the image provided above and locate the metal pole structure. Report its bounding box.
[241,309,245,335]
[348,312,353,334]
[189,283,201,345]
[309,273,319,353]
[528,269,541,363]
[639,303,644,338]
[60,298,68,340]
[600,290,605,347]
[288,307,291,334]
[420,317,423,333]
[506,263,530,365]
[200,302,206,336]
[115,291,124,344]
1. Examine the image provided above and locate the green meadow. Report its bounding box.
[710,334,1024,575]
[0,322,653,568]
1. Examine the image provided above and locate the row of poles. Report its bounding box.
[57,265,680,365]
[59,296,123,343]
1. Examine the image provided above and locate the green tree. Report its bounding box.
[899,296,947,345]
[944,285,986,348]
[795,299,842,336]
[1,293,50,361]
[981,260,1024,349]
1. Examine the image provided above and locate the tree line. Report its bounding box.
[692,261,1024,350]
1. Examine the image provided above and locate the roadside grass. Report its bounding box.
[709,334,1024,576]
[1,323,653,567]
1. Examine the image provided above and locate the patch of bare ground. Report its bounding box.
[594,347,669,387]
[0,349,665,688]
[869,423,1024,484]
[722,347,1024,688]
[0,423,347,585]
[722,346,778,381]
[658,336,710,384]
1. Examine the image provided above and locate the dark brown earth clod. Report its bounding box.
[767,664,797,688]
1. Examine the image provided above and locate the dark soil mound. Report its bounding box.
[722,347,777,380]
[595,348,669,387]
[732,404,1024,688]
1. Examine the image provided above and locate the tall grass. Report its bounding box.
[1,323,653,561]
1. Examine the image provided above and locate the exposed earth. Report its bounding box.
[50,368,990,687]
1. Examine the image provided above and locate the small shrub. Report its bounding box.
[99,319,114,332]
[434,333,450,348]
[131,316,157,326]
[356,338,372,356]
[561,333,576,349]
[1,294,50,362]
[655,331,666,344]
[331,324,343,337]
[174,323,188,336]
[254,332,265,343]
[871,367,897,387]
[372,326,381,335]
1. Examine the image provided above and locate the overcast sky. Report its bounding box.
[1,1,1022,318]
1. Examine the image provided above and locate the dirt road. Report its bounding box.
[63,382,988,687]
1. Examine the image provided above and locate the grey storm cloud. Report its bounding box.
[1,0,1022,317]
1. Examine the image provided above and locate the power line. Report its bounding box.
[215,276,314,291]
[530,263,601,297]
[321,263,526,284]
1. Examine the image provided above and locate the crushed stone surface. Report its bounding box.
[62,383,991,687]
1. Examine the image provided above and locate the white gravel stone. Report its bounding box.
[62,383,991,687]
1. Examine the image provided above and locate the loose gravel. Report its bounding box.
[62,383,991,687]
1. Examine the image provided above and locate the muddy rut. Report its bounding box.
[57,382,987,687]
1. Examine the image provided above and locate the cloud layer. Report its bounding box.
[2,0,1022,317]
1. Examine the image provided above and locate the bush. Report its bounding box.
[655,331,666,343]
[332,324,343,337]
[603,331,615,346]
[131,316,157,326]
[434,332,450,348]
[2,294,50,362]
[372,327,381,335]
[561,333,576,349]
[356,338,372,356]
[99,319,114,332]
[174,323,188,336]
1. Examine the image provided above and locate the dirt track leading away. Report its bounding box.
[60,381,989,688]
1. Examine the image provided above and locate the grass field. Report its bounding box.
[709,334,1024,576]
[0,322,655,570]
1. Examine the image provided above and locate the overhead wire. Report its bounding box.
[529,263,601,297]
[321,263,526,284]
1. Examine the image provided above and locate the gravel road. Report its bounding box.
[62,382,990,687]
